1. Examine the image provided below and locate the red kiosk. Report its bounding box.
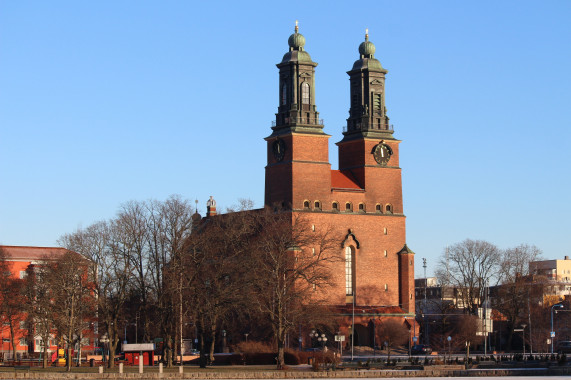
[122,343,155,366]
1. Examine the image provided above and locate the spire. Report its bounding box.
[342,29,392,140]
[272,24,324,136]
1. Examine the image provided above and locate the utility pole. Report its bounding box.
[423,258,428,345]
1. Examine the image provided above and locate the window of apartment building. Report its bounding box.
[19,338,27,346]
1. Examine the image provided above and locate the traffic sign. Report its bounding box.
[334,335,345,342]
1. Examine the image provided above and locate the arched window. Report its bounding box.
[385,204,392,214]
[314,201,321,210]
[332,202,339,212]
[345,202,352,212]
[345,246,355,296]
[375,204,382,213]
[358,203,365,212]
[303,200,310,209]
[281,84,287,105]
[302,82,310,104]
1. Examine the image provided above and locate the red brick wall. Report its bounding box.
[265,131,414,315]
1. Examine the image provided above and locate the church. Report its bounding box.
[205,24,416,348]
[264,24,416,346]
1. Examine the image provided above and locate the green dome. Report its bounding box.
[359,37,375,57]
[288,32,305,49]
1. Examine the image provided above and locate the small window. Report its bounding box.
[311,224,315,231]
[375,204,382,213]
[303,200,310,209]
[345,202,352,212]
[358,203,365,212]
[384,250,387,257]
[302,82,310,104]
[281,84,287,105]
[410,293,413,299]
[332,202,339,211]
[384,227,388,235]
[385,204,392,214]
[312,248,315,256]
[19,338,27,346]
[384,284,388,291]
[410,259,413,266]
[314,201,321,210]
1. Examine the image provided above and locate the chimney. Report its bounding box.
[206,196,217,217]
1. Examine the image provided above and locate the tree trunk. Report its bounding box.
[276,330,285,369]
[209,329,216,363]
[42,344,48,368]
[9,321,16,363]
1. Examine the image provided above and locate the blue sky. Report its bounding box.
[1,1,570,277]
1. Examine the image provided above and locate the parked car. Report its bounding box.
[557,341,571,354]
[411,344,432,355]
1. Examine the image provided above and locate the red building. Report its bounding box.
[0,245,96,359]
[263,26,416,346]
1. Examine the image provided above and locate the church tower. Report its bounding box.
[336,30,403,216]
[265,22,331,209]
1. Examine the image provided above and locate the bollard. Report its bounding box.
[179,365,183,374]
[159,362,163,373]
[119,363,123,374]
[139,357,143,374]
[98,366,103,374]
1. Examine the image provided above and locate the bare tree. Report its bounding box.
[42,251,94,372]
[0,247,25,362]
[145,195,194,367]
[436,239,500,314]
[376,319,410,362]
[22,263,56,368]
[453,314,483,358]
[493,244,542,350]
[247,209,339,369]
[184,205,258,366]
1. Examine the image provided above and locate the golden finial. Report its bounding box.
[365,28,369,40]
[295,20,299,33]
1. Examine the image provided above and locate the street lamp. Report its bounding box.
[551,303,564,354]
[447,336,451,363]
[317,334,327,350]
[309,330,318,348]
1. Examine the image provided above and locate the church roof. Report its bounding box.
[331,170,362,190]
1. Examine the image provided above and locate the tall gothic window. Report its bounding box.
[345,246,355,296]
[302,82,310,104]
[281,84,287,105]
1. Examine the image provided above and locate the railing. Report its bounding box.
[272,117,324,127]
[343,122,394,133]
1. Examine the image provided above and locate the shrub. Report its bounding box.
[233,341,273,353]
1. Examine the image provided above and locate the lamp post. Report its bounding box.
[318,334,327,350]
[521,324,527,357]
[309,330,317,348]
[551,303,564,354]
[447,336,451,363]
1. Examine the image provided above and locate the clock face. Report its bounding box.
[272,139,286,162]
[373,143,392,166]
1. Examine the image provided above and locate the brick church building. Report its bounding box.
[262,25,417,346]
